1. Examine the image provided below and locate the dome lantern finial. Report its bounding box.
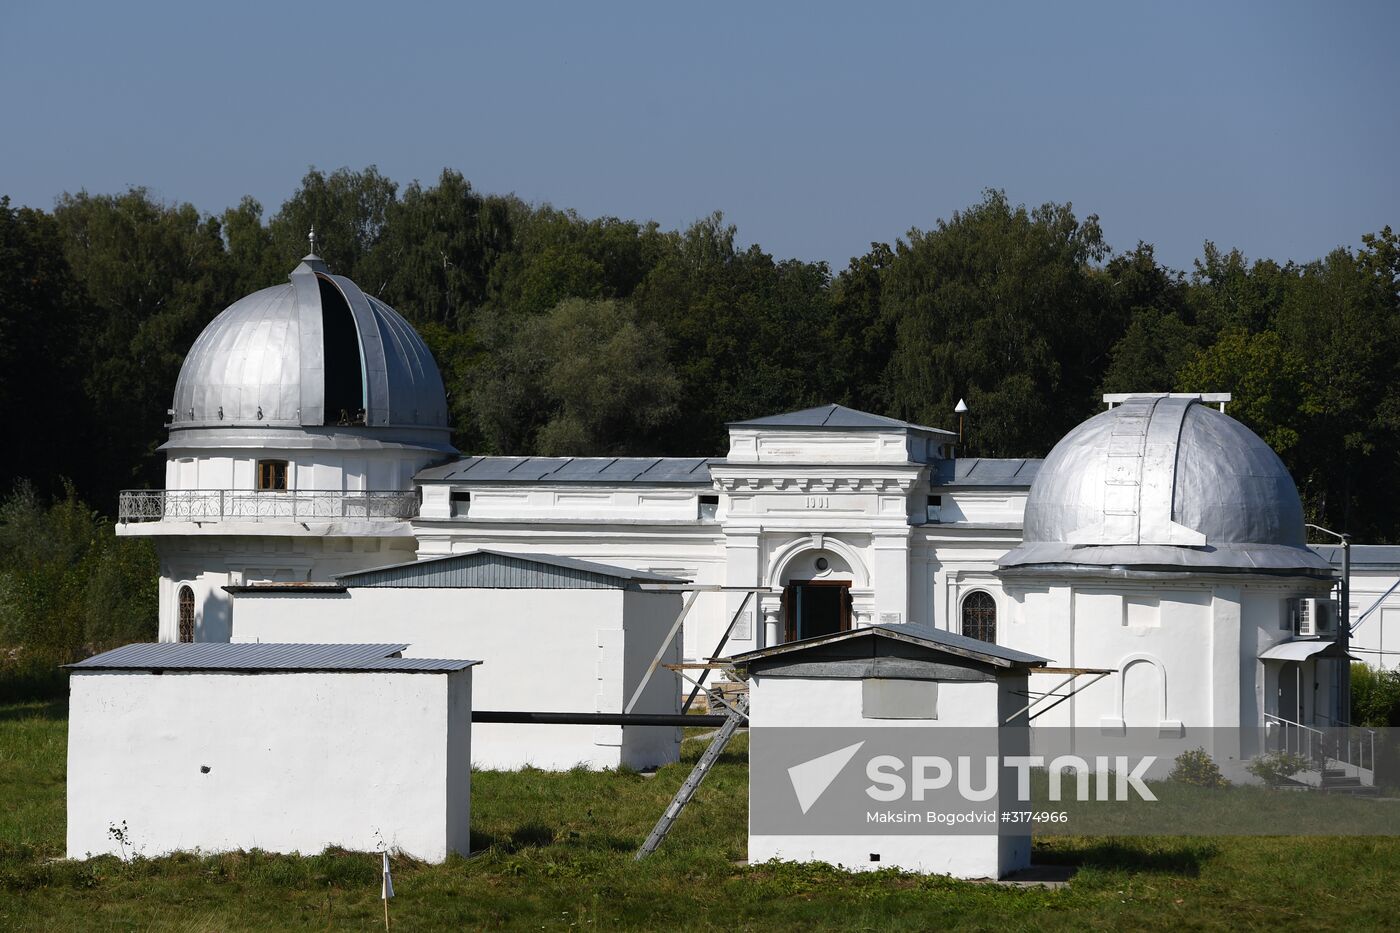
[308,225,317,256]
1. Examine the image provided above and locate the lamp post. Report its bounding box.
[1307,522,1351,726]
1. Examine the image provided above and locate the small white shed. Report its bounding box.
[66,642,477,862]
[227,550,686,770]
[733,624,1047,880]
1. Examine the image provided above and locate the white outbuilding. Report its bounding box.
[66,642,477,862]
[734,624,1048,880]
[225,550,687,770]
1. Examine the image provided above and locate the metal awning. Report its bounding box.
[1259,640,1352,662]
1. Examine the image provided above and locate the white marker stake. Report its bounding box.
[381,851,394,930]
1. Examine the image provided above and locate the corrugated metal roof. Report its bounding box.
[730,404,956,436]
[335,549,689,589]
[415,456,716,484]
[66,642,479,673]
[931,458,1042,487]
[729,623,1048,669]
[1312,545,1400,568]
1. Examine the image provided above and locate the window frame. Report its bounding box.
[960,589,998,644]
[257,459,289,492]
[177,585,195,643]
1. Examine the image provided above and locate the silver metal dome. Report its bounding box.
[169,255,449,434]
[999,396,1331,576]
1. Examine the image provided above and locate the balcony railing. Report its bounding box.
[118,489,420,523]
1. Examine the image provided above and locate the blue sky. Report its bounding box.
[2,1,1396,272]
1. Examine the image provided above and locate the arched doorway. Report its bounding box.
[780,549,853,642]
[960,590,997,643]
[177,585,195,643]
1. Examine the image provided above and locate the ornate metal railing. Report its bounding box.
[118,489,419,523]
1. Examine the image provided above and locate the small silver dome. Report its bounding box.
[170,256,449,434]
[999,396,1331,575]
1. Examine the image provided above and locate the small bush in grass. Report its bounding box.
[310,848,379,887]
[1247,751,1311,785]
[248,853,310,887]
[1170,747,1230,788]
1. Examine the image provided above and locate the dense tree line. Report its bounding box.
[2,170,1398,542]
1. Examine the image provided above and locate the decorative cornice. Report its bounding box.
[713,474,921,494]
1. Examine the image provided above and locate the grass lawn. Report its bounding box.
[4,700,1400,930]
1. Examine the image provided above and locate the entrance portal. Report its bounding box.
[784,581,851,642]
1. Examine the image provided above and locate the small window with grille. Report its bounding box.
[257,459,288,491]
[960,590,997,643]
[177,585,195,643]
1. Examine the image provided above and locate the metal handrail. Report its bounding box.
[1264,712,1376,781]
[1264,712,1324,760]
[118,489,419,523]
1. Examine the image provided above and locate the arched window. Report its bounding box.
[177,586,195,643]
[961,590,997,643]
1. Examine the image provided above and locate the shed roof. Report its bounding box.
[66,642,480,673]
[415,456,715,484]
[931,457,1042,487]
[334,549,689,589]
[729,623,1047,670]
[729,404,956,436]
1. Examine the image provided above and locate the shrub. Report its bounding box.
[1351,663,1400,727]
[1247,751,1311,785]
[1169,747,1230,788]
[0,480,157,700]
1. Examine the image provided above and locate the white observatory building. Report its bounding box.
[994,395,1346,737]
[117,251,456,642]
[118,245,1375,746]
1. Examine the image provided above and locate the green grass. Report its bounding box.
[5,702,1400,930]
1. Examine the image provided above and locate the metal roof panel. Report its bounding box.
[66,642,478,673]
[335,549,689,588]
[932,458,1043,487]
[416,456,716,485]
[730,404,955,435]
[729,623,1047,669]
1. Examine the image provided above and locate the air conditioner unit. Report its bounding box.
[1294,597,1335,637]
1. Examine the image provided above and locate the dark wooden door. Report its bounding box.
[784,581,851,642]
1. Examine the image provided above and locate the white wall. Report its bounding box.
[747,674,1031,880]
[997,576,1334,733]
[164,446,436,493]
[230,587,683,771]
[620,588,683,768]
[1348,565,1400,671]
[67,669,471,862]
[155,535,417,643]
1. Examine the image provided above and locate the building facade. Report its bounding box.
[120,258,1384,742]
